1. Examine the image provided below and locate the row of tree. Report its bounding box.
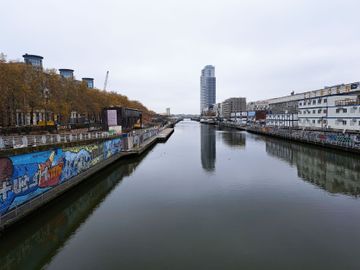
[0,57,154,127]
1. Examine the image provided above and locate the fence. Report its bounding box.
[0,131,117,150]
[0,126,164,151]
[123,127,162,150]
[248,126,360,151]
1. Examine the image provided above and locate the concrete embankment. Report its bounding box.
[211,121,360,153]
[0,128,174,231]
[245,127,360,154]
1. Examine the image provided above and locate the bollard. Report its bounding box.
[41,135,46,144]
[22,136,28,148]
[0,137,4,149]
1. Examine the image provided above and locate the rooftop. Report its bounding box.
[22,53,43,59]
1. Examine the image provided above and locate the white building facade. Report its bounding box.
[247,81,360,131]
[266,113,298,127]
[298,93,360,131]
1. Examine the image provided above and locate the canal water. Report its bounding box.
[1,120,360,270]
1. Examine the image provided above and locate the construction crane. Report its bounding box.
[103,71,109,91]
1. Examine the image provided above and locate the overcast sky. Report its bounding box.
[2,0,360,114]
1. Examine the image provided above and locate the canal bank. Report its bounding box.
[214,121,360,154]
[0,127,174,231]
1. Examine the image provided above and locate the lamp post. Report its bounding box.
[43,87,50,128]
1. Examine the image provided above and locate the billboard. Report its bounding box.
[248,111,256,117]
[107,110,117,126]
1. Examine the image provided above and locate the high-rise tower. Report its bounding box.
[200,65,216,114]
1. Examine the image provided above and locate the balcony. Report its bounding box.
[335,98,360,107]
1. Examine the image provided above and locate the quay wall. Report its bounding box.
[0,126,169,230]
[0,137,123,218]
[214,121,360,153]
[246,127,360,153]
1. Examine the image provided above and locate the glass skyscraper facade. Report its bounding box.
[200,65,216,114]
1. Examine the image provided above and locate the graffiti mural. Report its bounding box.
[0,158,13,184]
[249,127,360,150]
[0,138,122,215]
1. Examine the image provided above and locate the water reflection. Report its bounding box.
[200,124,216,172]
[0,156,145,270]
[219,130,246,148]
[265,138,360,196]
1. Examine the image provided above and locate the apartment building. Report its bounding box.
[200,65,216,114]
[222,97,247,119]
[266,113,298,127]
[247,81,360,131]
[298,93,360,131]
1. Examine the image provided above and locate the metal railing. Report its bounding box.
[124,126,162,150]
[0,131,117,150]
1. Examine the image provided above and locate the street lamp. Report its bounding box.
[43,87,50,127]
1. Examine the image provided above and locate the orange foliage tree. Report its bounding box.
[0,59,154,127]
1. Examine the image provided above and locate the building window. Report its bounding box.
[312,120,316,124]
[318,99,322,104]
[318,109,321,113]
[336,109,340,113]
[342,120,347,125]
[324,99,327,103]
[313,110,316,114]
[323,109,327,113]
[299,102,302,106]
[313,100,316,105]
[343,108,348,113]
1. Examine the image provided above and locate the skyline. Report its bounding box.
[2,0,360,114]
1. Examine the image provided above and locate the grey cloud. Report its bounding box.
[2,0,360,114]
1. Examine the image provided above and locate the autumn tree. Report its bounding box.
[0,60,154,127]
